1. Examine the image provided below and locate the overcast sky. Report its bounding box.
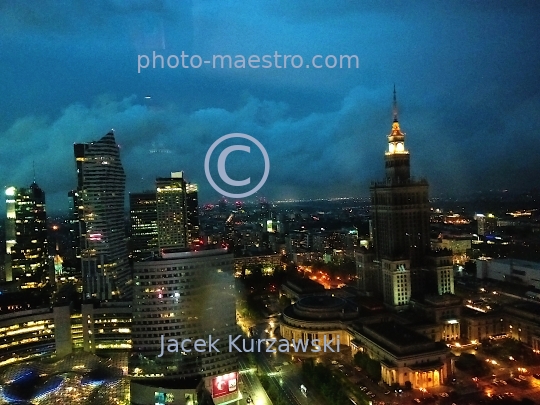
[1,1,539,213]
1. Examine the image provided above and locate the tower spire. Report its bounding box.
[393,84,398,123]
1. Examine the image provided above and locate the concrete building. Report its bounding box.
[349,321,452,388]
[409,295,462,342]
[381,259,411,307]
[279,295,359,346]
[131,247,238,404]
[504,302,540,352]
[355,248,380,296]
[234,253,283,276]
[359,89,455,308]
[280,277,326,302]
[476,258,540,288]
[81,302,132,352]
[461,307,505,343]
[476,213,498,236]
[370,89,430,268]
[0,306,72,366]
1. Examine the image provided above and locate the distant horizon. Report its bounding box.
[2,2,539,217]
[33,187,539,219]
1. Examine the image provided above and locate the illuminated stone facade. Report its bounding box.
[349,321,452,389]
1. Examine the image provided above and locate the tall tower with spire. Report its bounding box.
[368,88,431,307]
[385,86,411,183]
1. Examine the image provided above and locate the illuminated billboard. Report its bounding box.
[154,392,174,405]
[211,372,238,399]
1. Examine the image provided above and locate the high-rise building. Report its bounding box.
[362,89,452,308]
[370,89,431,266]
[476,213,497,236]
[131,248,238,380]
[4,182,48,286]
[129,192,158,260]
[67,190,81,260]
[156,171,199,251]
[74,131,130,301]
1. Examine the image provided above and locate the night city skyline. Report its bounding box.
[3,3,540,405]
[1,2,540,213]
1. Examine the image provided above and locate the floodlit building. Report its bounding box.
[349,321,452,388]
[358,89,455,306]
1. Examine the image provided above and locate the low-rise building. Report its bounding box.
[477,258,540,288]
[280,295,358,346]
[349,321,453,388]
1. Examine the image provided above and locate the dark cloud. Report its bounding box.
[0,2,539,212]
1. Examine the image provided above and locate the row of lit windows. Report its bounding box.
[0,320,52,333]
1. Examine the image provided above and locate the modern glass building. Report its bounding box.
[4,182,48,287]
[74,131,130,301]
[129,192,158,261]
[156,172,200,251]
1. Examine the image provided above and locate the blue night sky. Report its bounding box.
[1,1,539,212]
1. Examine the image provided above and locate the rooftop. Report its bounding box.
[139,245,229,261]
[284,277,325,294]
[490,258,540,269]
[365,321,433,347]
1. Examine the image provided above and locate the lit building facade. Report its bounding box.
[81,302,132,352]
[74,131,130,301]
[131,248,238,403]
[234,253,283,276]
[4,182,48,286]
[156,172,199,250]
[130,192,158,260]
[381,259,411,307]
[349,321,452,389]
[410,295,462,342]
[278,298,453,389]
[0,306,72,367]
[280,295,358,345]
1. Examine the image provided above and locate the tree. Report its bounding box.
[463,261,477,275]
[278,295,291,309]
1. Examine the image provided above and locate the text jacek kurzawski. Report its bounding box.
[157,334,340,356]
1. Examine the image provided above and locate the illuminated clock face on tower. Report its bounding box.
[396,142,404,152]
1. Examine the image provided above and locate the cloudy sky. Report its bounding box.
[1,1,539,213]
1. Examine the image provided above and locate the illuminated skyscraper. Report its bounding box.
[365,89,441,307]
[156,171,199,251]
[4,182,48,286]
[129,192,158,260]
[370,88,431,266]
[74,131,130,301]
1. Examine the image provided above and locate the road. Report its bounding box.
[250,317,327,405]
[238,358,273,405]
